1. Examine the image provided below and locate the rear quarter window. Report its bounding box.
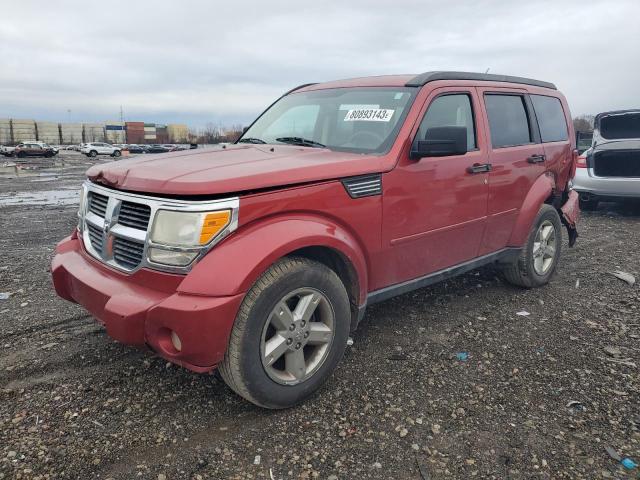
[484,94,532,148]
[531,95,568,142]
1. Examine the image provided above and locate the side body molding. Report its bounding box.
[177,215,369,305]
[507,173,555,246]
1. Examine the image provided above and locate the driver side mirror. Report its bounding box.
[410,126,468,159]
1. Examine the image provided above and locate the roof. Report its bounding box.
[295,71,556,92]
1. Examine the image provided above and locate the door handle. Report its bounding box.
[467,163,492,174]
[527,154,546,164]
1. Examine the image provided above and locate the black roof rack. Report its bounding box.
[405,71,556,90]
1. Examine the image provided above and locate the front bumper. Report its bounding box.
[51,233,244,372]
[572,168,640,198]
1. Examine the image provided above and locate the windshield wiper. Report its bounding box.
[238,137,266,144]
[275,137,326,148]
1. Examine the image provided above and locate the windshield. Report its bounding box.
[239,87,416,154]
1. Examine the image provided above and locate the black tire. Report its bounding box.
[219,257,351,409]
[579,196,599,211]
[501,204,562,288]
[89,150,98,158]
[112,150,121,157]
[17,151,26,158]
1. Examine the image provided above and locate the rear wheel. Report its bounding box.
[219,257,350,409]
[502,204,562,288]
[579,196,599,211]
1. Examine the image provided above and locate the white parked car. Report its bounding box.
[81,142,122,158]
[572,109,640,210]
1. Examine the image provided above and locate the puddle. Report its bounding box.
[0,189,79,207]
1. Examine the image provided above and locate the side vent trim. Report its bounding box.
[342,174,382,198]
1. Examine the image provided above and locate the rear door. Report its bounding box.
[477,89,546,254]
[529,94,572,188]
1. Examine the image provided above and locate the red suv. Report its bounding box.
[51,71,580,408]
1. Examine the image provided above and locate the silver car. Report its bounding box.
[573,109,640,210]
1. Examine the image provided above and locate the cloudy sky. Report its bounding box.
[1,0,638,128]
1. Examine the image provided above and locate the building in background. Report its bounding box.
[0,118,203,145]
[144,123,156,143]
[167,124,188,143]
[125,122,145,144]
[155,124,169,144]
[105,122,125,144]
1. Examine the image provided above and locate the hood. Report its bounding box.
[86,144,390,196]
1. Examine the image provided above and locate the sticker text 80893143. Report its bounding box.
[344,108,395,122]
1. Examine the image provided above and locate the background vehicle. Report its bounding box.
[126,144,147,154]
[13,142,58,158]
[146,144,171,153]
[0,145,16,157]
[52,71,579,409]
[573,109,640,210]
[81,142,122,158]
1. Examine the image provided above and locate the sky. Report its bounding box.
[1,0,639,129]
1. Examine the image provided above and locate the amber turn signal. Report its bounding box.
[199,210,231,244]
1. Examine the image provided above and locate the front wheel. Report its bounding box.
[89,150,98,158]
[501,204,562,288]
[219,257,351,409]
[112,150,121,157]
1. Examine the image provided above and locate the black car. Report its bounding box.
[146,144,170,154]
[127,144,147,154]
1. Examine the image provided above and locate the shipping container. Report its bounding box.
[0,119,11,144]
[11,119,37,143]
[84,123,106,143]
[60,123,84,144]
[36,122,61,144]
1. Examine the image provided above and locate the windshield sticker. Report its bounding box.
[339,104,379,111]
[344,108,395,122]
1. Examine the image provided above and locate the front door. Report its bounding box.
[476,88,546,254]
[381,88,490,286]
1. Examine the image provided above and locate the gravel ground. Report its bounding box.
[0,152,639,479]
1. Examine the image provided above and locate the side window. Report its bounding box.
[530,95,568,142]
[417,94,476,150]
[484,94,532,148]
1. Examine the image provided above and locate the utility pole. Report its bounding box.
[120,105,126,143]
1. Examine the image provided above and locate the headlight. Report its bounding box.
[148,209,232,266]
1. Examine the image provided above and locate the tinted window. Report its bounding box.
[417,94,476,150]
[531,95,568,142]
[484,95,531,148]
[599,112,640,139]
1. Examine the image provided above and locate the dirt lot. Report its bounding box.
[0,152,638,479]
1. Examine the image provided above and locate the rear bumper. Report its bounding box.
[572,168,640,198]
[51,233,244,372]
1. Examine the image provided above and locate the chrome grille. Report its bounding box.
[118,201,151,230]
[79,181,239,274]
[86,223,103,251]
[113,237,145,270]
[88,192,108,216]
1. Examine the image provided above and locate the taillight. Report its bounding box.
[576,154,587,168]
